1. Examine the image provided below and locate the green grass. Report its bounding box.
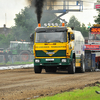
[0,61,33,65]
[33,86,100,100]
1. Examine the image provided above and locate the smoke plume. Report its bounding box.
[27,0,94,23]
[27,0,57,23]
[27,0,44,23]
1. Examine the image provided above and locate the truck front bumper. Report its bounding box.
[34,58,71,66]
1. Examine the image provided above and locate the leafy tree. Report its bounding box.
[0,6,60,49]
[81,23,88,37]
[67,16,81,31]
[11,7,60,42]
[11,7,37,42]
[94,14,100,24]
[94,0,100,24]
[67,15,89,37]
[0,33,15,49]
[87,22,92,28]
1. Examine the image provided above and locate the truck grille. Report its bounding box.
[36,50,66,57]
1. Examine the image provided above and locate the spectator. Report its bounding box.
[96,62,98,69]
[8,50,13,63]
[4,50,9,63]
[93,34,99,40]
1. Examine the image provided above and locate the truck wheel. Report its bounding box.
[80,54,85,73]
[68,59,75,74]
[19,51,31,61]
[34,66,42,73]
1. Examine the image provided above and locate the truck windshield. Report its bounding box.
[10,43,18,48]
[35,32,67,43]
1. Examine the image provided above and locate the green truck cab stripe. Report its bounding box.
[36,50,66,57]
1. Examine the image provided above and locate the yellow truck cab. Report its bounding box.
[31,24,85,74]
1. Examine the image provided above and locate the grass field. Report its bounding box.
[33,84,100,100]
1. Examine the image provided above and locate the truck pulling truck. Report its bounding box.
[30,23,85,74]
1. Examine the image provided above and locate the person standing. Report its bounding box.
[4,50,9,63]
[96,62,98,69]
[8,50,13,63]
[93,34,99,40]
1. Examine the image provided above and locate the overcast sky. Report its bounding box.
[61,0,98,26]
[0,0,98,28]
[0,0,27,28]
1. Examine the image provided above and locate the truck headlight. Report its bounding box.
[35,59,40,63]
[61,59,66,62]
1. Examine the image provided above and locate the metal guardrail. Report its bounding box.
[0,55,33,63]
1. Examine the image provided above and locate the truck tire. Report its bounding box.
[34,66,42,73]
[80,54,85,73]
[19,51,31,61]
[68,59,75,74]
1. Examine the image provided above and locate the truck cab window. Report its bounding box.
[35,32,67,43]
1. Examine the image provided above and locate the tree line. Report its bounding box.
[0,5,99,49]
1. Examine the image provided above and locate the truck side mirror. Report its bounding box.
[68,32,70,42]
[30,33,34,41]
[71,34,75,40]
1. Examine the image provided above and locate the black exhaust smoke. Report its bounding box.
[27,0,57,23]
[34,0,45,23]
[27,0,89,24]
[28,0,45,23]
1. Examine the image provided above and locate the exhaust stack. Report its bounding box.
[38,23,41,27]
[62,23,65,26]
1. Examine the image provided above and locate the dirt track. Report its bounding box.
[0,68,100,100]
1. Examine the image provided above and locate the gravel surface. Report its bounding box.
[0,68,100,100]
